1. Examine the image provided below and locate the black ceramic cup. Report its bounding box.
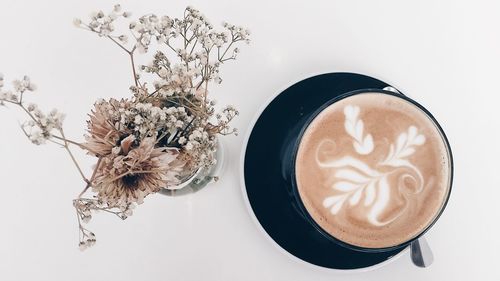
[290,88,454,253]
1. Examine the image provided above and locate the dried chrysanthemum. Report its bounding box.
[92,137,184,206]
[84,99,131,156]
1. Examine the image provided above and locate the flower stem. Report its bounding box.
[51,134,84,147]
[130,52,138,87]
[60,128,89,184]
[78,157,102,198]
[106,36,139,87]
[107,36,131,54]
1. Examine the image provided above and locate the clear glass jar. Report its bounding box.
[159,138,225,196]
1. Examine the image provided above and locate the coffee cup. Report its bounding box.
[291,89,453,252]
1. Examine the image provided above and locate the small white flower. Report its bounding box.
[136,43,147,54]
[140,36,151,46]
[73,18,82,27]
[158,68,169,77]
[166,107,175,114]
[199,54,208,65]
[86,238,96,247]
[27,128,47,145]
[82,216,91,224]
[175,120,184,128]
[134,115,143,125]
[27,103,36,111]
[113,4,122,13]
[8,92,18,102]
[124,209,133,216]
[118,35,128,43]
[79,242,88,251]
[12,76,35,93]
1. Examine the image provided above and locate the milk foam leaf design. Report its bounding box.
[382,126,426,167]
[316,107,429,226]
[349,188,363,205]
[321,158,396,225]
[322,195,348,214]
[334,181,361,192]
[344,105,374,155]
[366,176,394,226]
[364,182,376,206]
[321,156,393,221]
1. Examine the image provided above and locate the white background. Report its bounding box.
[0,0,498,280]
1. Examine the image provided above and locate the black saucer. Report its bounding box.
[242,73,406,270]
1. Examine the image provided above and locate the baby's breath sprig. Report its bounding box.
[74,4,139,86]
[0,75,102,249]
[0,75,85,161]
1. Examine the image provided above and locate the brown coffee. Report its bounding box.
[295,92,451,249]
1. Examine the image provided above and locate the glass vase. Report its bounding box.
[159,138,225,196]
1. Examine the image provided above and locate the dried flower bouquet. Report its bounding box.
[0,4,250,250]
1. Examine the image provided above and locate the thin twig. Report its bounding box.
[219,39,234,60]
[105,36,139,86]
[78,157,103,198]
[60,128,89,184]
[130,52,139,87]
[107,36,131,54]
[51,134,84,147]
[48,139,66,147]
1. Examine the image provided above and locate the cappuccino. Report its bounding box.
[295,92,451,249]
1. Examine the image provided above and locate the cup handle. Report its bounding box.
[410,236,434,268]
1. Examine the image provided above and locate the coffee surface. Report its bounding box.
[295,92,451,248]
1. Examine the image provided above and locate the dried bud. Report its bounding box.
[113,4,122,13]
[73,18,82,28]
[118,35,128,43]
[79,242,87,251]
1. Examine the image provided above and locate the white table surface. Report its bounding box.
[0,0,498,280]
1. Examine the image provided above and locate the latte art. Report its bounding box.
[319,107,426,227]
[295,93,451,248]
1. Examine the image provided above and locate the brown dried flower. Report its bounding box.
[84,99,131,156]
[92,137,183,206]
